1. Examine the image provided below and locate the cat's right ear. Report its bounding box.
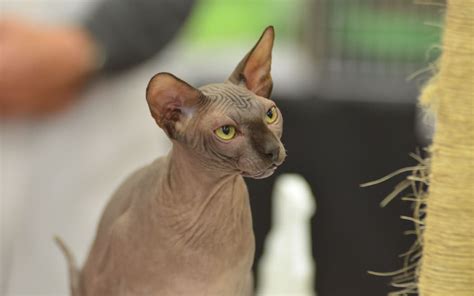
[227,26,275,98]
[146,72,202,138]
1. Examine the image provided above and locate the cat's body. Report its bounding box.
[58,27,285,296]
[80,154,254,296]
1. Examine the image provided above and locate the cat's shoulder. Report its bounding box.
[122,156,169,189]
[96,156,168,229]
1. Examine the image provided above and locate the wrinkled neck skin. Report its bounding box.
[166,142,236,202]
[155,142,252,250]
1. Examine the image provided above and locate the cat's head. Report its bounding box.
[146,26,285,179]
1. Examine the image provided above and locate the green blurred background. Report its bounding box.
[184,0,441,62]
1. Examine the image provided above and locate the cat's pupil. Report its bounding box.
[222,126,230,135]
[267,108,273,118]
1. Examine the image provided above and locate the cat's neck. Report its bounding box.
[165,143,238,200]
[154,143,251,249]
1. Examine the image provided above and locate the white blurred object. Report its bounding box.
[257,174,316,296]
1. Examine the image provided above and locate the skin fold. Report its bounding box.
[58,26,285,296]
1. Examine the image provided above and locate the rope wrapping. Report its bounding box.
[418,0,474,294]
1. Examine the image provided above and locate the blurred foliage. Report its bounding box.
[183,0,304,45]
[183,0,442,64]
[328,2,443,62]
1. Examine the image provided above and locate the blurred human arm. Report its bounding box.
[0,0,195,118]
[0,19,98,117]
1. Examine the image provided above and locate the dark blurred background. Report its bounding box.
[1,0,443,295]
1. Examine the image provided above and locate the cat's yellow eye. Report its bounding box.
[215,125,237,141]
[265,106,278,124]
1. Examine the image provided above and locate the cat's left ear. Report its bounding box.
[146,72,202,138]
[228,26,274,98]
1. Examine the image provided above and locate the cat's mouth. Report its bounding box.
[242,164,278,179]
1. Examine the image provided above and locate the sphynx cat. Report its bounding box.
[57,26,285,296]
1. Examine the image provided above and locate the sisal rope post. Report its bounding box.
[418,0,474,294]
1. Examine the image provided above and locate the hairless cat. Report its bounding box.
[57,26,286,296]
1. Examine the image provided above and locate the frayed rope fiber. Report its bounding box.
[418,0,474,295]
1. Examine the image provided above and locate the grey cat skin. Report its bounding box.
[57,26,286,296]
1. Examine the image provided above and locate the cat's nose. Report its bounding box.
[265,145,280,163]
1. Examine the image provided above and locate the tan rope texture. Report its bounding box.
[418,0,474,294]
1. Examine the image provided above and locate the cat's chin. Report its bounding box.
[242,165,278,179]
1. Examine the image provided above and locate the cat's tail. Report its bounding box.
[54,236,81,296]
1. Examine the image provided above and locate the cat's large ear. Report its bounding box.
[146,72,202,138]
[228,26,274,98]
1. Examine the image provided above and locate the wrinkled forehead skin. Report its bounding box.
[197,82,274,123]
